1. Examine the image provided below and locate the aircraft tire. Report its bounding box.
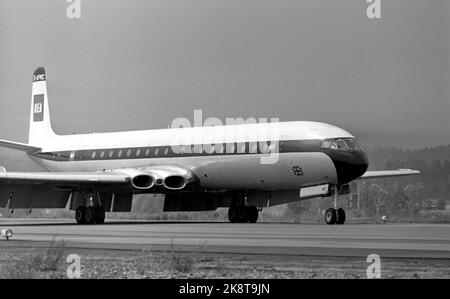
[246,206,259,223]
[325,208,337,225]
[228,206,240,223]
[336,208,346,225]
[84,206,97,224]
[75,206,86,224]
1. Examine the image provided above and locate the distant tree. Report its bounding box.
[443,160,450,178]
[437,197,447,210]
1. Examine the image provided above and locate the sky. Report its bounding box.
[0,0,449,150]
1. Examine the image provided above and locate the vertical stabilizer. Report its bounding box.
[29,67,57,146]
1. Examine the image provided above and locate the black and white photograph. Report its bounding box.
[0,0,449,285]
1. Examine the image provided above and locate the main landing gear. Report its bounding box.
[325,185,346,225]
[228,205,259,223]
[227,192,259,223]
[75,206,105,224]
[73,191,106,224]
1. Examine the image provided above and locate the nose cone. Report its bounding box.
[353,150,369,177]
[329,150,369,185]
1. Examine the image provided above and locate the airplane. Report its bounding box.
[0,67,420,225]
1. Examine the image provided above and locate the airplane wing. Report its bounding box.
[0,165,194,210]
[0,166,133,209]
[0,164,193,188]
[0,139,41,153]
[358,169,420,180]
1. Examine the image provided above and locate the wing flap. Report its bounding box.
[358,169,420,180]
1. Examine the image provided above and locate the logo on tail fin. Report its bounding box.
[33,94,44,122]
[33,74,45,82]
[33,67,46,82]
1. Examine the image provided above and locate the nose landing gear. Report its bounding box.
[325,186,346,225]
[325,207,346,225]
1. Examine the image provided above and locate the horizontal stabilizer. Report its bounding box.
[358,169,420,180]
[0,139,41,153]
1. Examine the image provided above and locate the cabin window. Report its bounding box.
[91,152,96,159]
[215,144,224,154]
[228,144,235,153]
[240,143,246,153]
[193,144,202,154]
[127,149,132,157]
[261,144,267,153]
[118,150,123,158]
[164,148,169,156]
[109,150,114,158]
[182,145,190,154]
[154,148,159,156]
[136,149,141,157]
[100,151,105,158]
[145,148,150,156]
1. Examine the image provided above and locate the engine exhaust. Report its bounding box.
[131,174,154,190]
[163,175,187,190]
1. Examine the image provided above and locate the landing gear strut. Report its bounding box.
[325,186,346,225]
[228,192,259,223]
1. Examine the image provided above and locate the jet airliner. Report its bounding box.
[0,67,420,225]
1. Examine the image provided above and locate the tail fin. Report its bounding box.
[29,67,57,146]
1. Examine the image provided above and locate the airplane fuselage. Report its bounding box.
[28,121,369,190]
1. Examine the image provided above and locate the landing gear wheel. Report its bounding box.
[75,207,86,224]
[246,205,259,223]
[228,206,251,223]
[84,206,97,224]
[95,206,106,224]
[228,206,240,223]
[325,208,337,225]
[336,208,346,225]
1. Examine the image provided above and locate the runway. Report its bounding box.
[1,219,450,259]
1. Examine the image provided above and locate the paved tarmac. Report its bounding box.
[1,219,450,259]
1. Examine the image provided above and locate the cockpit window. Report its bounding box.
[334,139,348,151]
[321,140,333,148]
[321,138,361,152]
[345,139,362,151]
[344,139,355,151]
